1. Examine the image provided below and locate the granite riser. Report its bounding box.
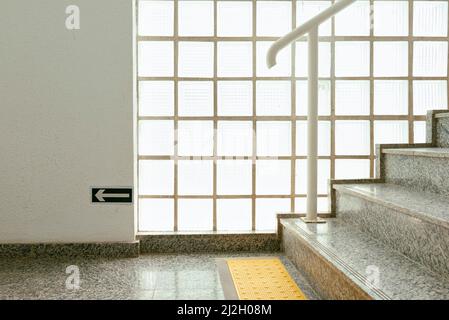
[436,117,449,148]
[336,191,449,277]
[383,153,449,196]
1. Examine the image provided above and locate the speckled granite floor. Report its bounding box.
[0,253,319,300]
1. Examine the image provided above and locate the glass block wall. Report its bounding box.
[137,0,449,232]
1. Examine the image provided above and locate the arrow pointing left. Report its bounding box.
[95,189,130,202]
[92,187,133,204]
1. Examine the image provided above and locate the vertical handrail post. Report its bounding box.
[267,0,357,224]
[303,27,324,223]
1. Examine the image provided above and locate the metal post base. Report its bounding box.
[300,217,326,224]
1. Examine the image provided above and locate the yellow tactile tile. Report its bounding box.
[226,258,307,300]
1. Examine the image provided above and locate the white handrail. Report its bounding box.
[267,0,357,223]
[267,0,356,68]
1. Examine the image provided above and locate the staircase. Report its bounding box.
[280,110,449,300]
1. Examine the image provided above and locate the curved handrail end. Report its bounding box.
[266,0,356,69]
[266,45,278,69]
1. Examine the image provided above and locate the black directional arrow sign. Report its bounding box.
[91,187,133,203]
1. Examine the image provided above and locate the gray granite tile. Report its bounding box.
[279,256,320,300]
[153,288,225,300]
[383,152,449,196]
[0,253,317,300]
[282,223,375,300]
[436,115,449,147]
[335,186,449,277]
[334,183,449,228]
[383,147,449,158]
[281,218,449,300]
[426,110,449,145]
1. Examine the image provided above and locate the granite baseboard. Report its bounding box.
[0,233,280,258]
[0,241,140,259]
[138,233,280,254]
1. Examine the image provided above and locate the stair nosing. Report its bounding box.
[435,113,449,119]
[382,148,449,158]
[334,183,449,230]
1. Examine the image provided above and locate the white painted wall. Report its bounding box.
[0,0,136,243]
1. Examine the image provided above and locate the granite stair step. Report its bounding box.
[382,147,449,196]
[281,218,449,300]
[334,182,449,276]
[435,112,449,148]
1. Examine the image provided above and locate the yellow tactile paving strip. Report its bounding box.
[226,258,307,300]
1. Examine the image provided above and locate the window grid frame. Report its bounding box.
[137,0,449,233]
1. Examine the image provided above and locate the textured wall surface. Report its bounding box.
[0,0,136,243]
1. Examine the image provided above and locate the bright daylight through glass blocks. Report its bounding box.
[137,0,449,232]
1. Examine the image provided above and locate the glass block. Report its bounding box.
[138,0,174,36]
[138,42,173,77]
[257,1,292,36]
[217,199,252,231]
[296,80,331,116]
[335,159,370,179]
[178,1,214,36]
[295,198,306,213]
[335,0,371,36]
[374,81,408,115]
[335,121,370,155]
[139,199,174,232]
[335,81,370,115]
[374,121,409,145]
[217,1,252,36]
[296,159,330,195]
[178,81,213,116]
[414,121,427,144]
[178,42,214,77]
[218,81,252,116]
[178,199,213,231]
[256,81,291,116]
[256,160,291,195]
[317,197,329,213]
[257,42,291,77]
[414,1,448,37]
[294,197,328,213]
[374,42,408,77]
[413,81,448,115]
[217,42,252,77]
[217,160,252,195]
[413,42,448,77]
[139,81,174,116]
[178,160,213,195]
[177,121,214,156]
[217,121,253,156]
[296,121,331,156]
[335,42,370,77]
[256,199,291,231]
[257,122,292,156]
[139,121,174,155]
[374,1,408,36]
[297,1,332,36]
[139,160,174,195]
[296,42,331,77]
